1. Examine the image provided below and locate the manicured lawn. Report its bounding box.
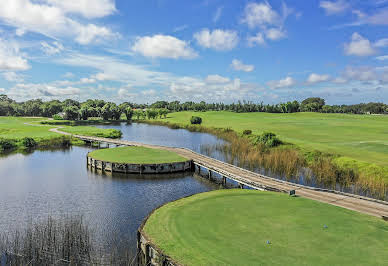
[144,190,388,266]
[0,117,122,141]
[88,146,188,164]
[155,111,388,167]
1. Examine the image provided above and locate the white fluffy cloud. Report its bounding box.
[41,41,64,55]
[194,29,239,51]
[205,74,230,84]
[231,59,255,72]
[0,39,30,71]
[306,73,330,84]
[247,33,265,46]
[241,2,281,29]
[319,0,350,15]
[375,38,388,48]
[265,28,287,40]
[2,72,24,82]
[267,76,296,89]
[344,33,376,56]
[132,35,197,59]
[0,0,117,45]
[46,0,116,19]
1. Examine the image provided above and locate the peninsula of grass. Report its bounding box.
[88,146,188,164]
[143,189,388,266]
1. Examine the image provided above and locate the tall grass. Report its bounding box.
[0,216,133,265]
[144,120,388,200]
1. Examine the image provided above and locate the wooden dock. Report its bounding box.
[51,127,388,219]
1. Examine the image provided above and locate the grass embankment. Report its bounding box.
[0,117,122,153]
[144,190,388,266]
[149,111,388,184]
[88,146,188,164]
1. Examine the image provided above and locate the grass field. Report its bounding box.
[154,112,388,167]
[0,117,122,150]
[88,146,188,164]
[144,190,388,266]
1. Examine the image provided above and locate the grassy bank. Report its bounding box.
[88,146,188,164]
[144,190,388,266]
[0,117,122,153]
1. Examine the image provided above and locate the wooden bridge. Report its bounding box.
[51,127,388,219]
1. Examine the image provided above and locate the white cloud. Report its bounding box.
[344,33,376,56]
[247,32,265,46]
[41,41,64,55]
[8,83,80,99]
[205,74,230,84]
[0,39,30,71]
[213,6,223,23]
[63,72,75,78]
[46,0,116,19]
[231,59,255,72]
[0,0,117,45]
[80,77,96,84]
[319,0,350,15]
[376,55,388,61]
[2,72,24,82]
[267,76,296,89]
[132,35,197,59]
[306,73,330,84]
[375,38,388,48]
[265,28,287,40]
[344,66,377,81]
[92,72,113,81]
[241,2,281,29]
[194,29,239,51]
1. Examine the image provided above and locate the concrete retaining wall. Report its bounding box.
[86,155,193,174]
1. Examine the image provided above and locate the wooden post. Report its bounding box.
[222,176,227,185]
[239,183,244,189]
[208,170,212,179]
[107,143,110,148]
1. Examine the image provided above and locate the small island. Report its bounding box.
[87,146,192,174]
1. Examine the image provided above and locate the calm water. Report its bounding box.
[0,123,224,256]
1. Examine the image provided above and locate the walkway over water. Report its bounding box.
[51,127,388,219]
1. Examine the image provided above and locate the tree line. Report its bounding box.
[0,94,387,121]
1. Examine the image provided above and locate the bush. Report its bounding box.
[0,138,16,151]
[21,137,37,148]
[257,132,282,148]
[52,114,64,120]
[190,116,202,125]
[243,129,252,135]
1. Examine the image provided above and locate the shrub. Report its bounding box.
[257,132,282,148]
[21,137,37,148]
[190,116,202,125]
[52,114,64,120]
[243,129,252,135]
[0,138,16,151]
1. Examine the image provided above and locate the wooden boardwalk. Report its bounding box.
[51,127,388,219]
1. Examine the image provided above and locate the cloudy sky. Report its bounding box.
[0,0,387,104]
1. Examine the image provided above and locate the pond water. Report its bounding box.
[0,123,224,258]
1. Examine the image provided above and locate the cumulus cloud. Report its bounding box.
[265,28,287,40]
[344,66,377,82]
[0,0,117,45]
[247,32,265,46]
[205,74,230,84]
[267,76,296,89]
[319,0,350,15]
[41,41,64,55]
[132,35,197,59]
[231,59,255,72]
[344,33,376,56]
[306,73,330,84]
[375,38,388,48]
[0,39,30,71]
[2,72,24,82]
[376,55,388,61]
[46,0,116,19]
[194,29,239,51]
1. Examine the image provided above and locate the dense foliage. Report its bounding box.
[0,95,387,121]
[190,116,202,125]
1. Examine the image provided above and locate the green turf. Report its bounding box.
[88,146,188,164]
[154,111,388,167]
[144,189,388,266]
[0,116,122,142]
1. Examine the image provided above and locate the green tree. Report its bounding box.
[63,106,79,120]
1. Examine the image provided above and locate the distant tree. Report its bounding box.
[100,103,113,120]
[301,97,325,112]
[63,99,80,108]
[123,106,133,121]
[79,107,90,120]
[63,106,79,120]
[190,116,202,125]
[42,100,62,117]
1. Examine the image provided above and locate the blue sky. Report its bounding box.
[0,0,387,104]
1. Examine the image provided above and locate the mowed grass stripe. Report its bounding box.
[88,146,188,164]
[144,190,388,266]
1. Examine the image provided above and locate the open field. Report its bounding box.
[154,111,388,167]
[144,189,388,266]
[0,117,122,151]
[88,146,188,164]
